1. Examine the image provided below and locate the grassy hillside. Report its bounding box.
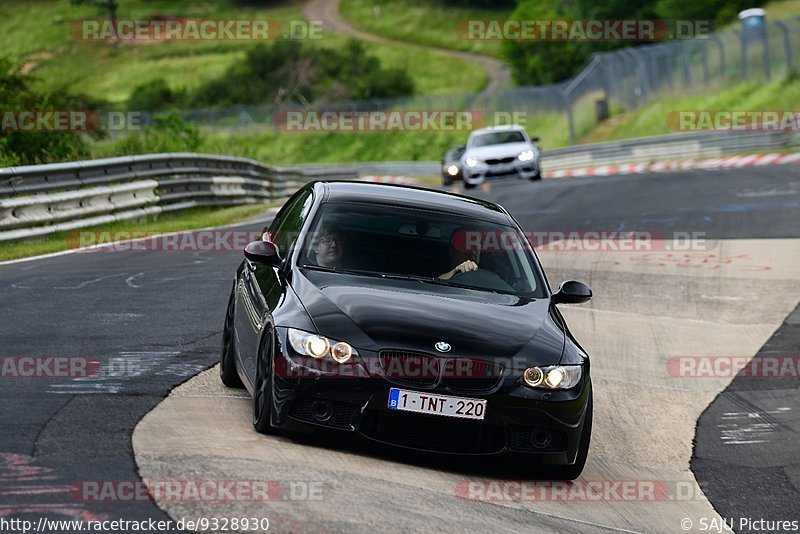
[586,75,800,143]
[0,0,486,105]
[339,0,508,58]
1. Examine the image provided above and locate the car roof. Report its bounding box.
[314,181,514,225]
[470,124,527,135]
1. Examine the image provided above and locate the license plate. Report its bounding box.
[387,388,486,420]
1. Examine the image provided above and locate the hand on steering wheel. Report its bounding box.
[441,260,478,280]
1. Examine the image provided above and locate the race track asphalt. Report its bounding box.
[1,167,798,533]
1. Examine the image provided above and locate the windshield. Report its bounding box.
[299,202,544,297]
[470,131,526,147]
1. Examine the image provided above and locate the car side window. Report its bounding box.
[269,189,313,259]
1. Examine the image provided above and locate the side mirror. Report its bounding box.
[530,136,540,142]
[244,240,282,266]
[552,280,592,304]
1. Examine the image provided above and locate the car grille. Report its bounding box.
[289,397,358,429]
[485,156,515,165]
[361,410,505,453]
[441,358,504,393]
[379,352,504,392]
[508,425,568,453]
[379,350,439,387]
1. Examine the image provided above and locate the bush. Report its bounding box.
[128,78,187,111]
[503,0,760,84]
[110,110,205,155]
[0,57,103,166]
[188,39,414,108]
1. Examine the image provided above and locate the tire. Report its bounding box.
[253,330,279,435]
[542,392,592,480]
[220,288,244,388]
[530,171,542,181]
[464,181,477,189]
[443,174,453,186]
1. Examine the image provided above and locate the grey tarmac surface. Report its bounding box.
[2,168,799,532]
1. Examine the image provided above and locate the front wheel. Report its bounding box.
[253,330,279,435]
[220,288,244,388]
[530,170,542,181]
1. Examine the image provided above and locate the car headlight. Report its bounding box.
[522,365,581,389]
[287,328,357,363]
[465,157,479,167]
[446,164,459,176]
[518,150,535,162]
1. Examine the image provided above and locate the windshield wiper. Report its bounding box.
[378,273,434,282]
[300,264,340,273]
[300,265,525,296]
[299,265,392,279]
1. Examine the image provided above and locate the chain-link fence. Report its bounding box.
[153,15,800,148]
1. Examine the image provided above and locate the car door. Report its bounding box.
[235,188,314,384]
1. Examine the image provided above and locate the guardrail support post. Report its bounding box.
[562,90,576,146]
[738,29,749,79]
[710,35,726,79]
[764,28,772,81]
[775,21,791,76]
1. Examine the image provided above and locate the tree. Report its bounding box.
[0,57,103,165]
[70,0,119,23]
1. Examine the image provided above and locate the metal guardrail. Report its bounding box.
[302,129,800,177]
[1,127,794,242]
[541,129,800,171]
[282,131,800,180]
[0,153,356,243]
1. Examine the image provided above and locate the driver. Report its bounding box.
[438,230,481,280]
[312,222,344,268]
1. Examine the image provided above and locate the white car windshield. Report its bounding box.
[470,131,526,147]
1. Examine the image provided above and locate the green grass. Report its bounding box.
[2,0,484,105]
[340,0,508,58]
[595,75,800,142]
[312,33,487,96]
[0,204,274,261]
[90,74,800,165]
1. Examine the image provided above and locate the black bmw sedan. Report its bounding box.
[220,181,593,479]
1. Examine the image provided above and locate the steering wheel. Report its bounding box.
[448,268,516,292]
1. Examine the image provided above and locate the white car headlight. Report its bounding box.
[446,164,459,176]
[287,328,357,363]
[523,365,581,389]
[465,157,479,167]
[518,150,535,162]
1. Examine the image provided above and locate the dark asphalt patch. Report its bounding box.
[692,302,800,533]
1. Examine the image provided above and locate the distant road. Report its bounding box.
[303,0,511,93]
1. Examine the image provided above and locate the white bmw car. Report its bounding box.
[461,125,541,188]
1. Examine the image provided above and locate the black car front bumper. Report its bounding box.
[270,341,592,466]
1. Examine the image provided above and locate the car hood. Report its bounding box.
[463,142,532,161]
[292,270,565,363]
